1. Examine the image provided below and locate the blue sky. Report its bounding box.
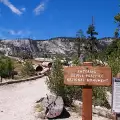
[0,0,119,39]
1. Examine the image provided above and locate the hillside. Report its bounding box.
[0,37,114,58]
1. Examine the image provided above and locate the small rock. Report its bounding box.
[99,110,107,117]
[106,91,112,106]
[93,108,99,114]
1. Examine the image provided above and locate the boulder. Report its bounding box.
[36,95,64,119]
[106,91,112,107]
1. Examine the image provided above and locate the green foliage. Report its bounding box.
[46,57,110,108]
[85,23,99,59]
[105,40,119,56]
[85,53,96,62]
[93,87,110,108]
[98,40,120,76]
[0,51,5,56]
[76,29,86,39]
[107,50,120,76]
[114,13,120,22]
[114,6,120,36]
[72,56,80,66]
[0,61,8,78]
[74,24,98,60]
[95,40,120,107]
[21,61,35,76]
[114,28,119,38]
[0,56,14,81]
[87,24,98,39]
[75,29,86,57]
[46,58,82,106]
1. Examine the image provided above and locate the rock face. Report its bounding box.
[0,37,114,58]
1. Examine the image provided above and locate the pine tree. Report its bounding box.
[114,28,119,38]
[76,29,86,57]
[87,24,98,39]
[86,18,98,60]
[114,5,120,38]
[114,13,120,23]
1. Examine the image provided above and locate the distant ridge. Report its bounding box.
[0,37,115,58]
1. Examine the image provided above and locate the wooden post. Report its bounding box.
[114,114,120,120]
[82,62,93,120]
[113,113,117,120]
[64,61,112,120]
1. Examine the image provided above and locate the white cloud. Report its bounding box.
[34,0,49,15]
[9,30,16,35]
[21,7,26,12]
[0,28,32,38]
[9,30,23,35]
[8,30,31,36]
[0,0,22,15]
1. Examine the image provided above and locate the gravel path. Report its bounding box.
[0,76,50,120]
[0,76,110,120]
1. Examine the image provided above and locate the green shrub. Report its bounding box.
[46,58,82,106]
[108,57,120,77]
[46,57,110,108]
[21,61,35,76]
[0,56,14,81]
[72,56,80,66]
[93,87,110,108]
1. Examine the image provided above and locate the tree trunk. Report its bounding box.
[78,46,80,58]
[1,77,2,82]
[12,74,14,79]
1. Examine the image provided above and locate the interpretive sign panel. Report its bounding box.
[112,78,120,113]
[64,66,112,86]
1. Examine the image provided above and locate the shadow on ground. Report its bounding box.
[48,107,70,119]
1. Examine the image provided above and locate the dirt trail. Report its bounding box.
[0,76,110,120]
[0,76,50,120]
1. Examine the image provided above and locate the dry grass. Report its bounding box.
[35,103,44,112]
[31,59,42,65]
[12,59,42,80]
[12,59,32,80]
[69,105,82,116]
[13,60,23,73]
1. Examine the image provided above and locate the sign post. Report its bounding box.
[64,62,112,120]
[82,62,93,120]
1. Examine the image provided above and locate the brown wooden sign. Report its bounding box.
[64,66,112,86]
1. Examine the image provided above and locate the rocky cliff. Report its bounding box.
[0,37,114,58]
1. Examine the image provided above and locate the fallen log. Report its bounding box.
[36,95,64,119]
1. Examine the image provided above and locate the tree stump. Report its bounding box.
[39,95,64,119]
